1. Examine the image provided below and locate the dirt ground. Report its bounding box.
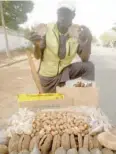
[0,59,39,127]
[0,50,26,66]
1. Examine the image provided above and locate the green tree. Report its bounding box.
[100,32,116,42]
[0,1,34,30]
[100,31,116,47]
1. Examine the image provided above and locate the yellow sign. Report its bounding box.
[17,93,64,102]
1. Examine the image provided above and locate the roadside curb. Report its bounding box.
[0,58,28,68]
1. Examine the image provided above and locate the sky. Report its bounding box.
[24,0,116,37]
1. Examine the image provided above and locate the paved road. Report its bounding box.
[0,46,116,125]
[91,46,116,124]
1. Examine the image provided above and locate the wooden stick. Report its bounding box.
[26,50,43,93]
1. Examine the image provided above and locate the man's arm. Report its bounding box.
[34,43,41,59]
[29,32,46,60]
[77,40,91,62]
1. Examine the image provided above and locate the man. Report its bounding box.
[30,1,94,93]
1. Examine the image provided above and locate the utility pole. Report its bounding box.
[0,1,11,57]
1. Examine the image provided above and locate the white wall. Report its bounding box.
[0,27,30,52]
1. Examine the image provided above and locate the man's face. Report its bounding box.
[57,8,74,29]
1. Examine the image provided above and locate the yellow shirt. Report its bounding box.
[39,23,79,77]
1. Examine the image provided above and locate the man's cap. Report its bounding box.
[57,0,76,12]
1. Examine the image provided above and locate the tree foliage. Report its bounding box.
[0,1,34,30]
[100,32,116,43]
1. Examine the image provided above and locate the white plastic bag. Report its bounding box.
[0,129,8,145]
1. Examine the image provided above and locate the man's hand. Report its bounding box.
[29,32,41,43]
[78,25,92,43]
[29,32,46,50]
[29,32,46,59]
[77,25,92,62]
